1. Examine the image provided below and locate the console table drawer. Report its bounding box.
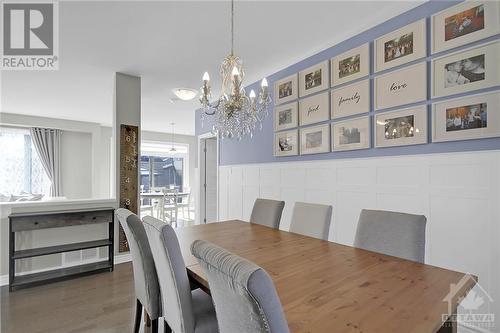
[11,210,113,232]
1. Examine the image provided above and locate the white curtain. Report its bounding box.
[30,128,62,196]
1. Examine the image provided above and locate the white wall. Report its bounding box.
[218,150,500,328]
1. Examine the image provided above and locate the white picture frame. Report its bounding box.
[431,1,500,54]
[431,41,500,98]
[300,124,330,155]
[299,61,329,97]
[274,129,299,157]
[432,91,500,143]
[299,91,329,126]
[274,102,298,131]
[374,62,427,110]
[331,79,370,119]
[375,105,428,148]
[331,43,370,86]
[332,116,370,152]
[274,73,298,105]
[375,19,426,72]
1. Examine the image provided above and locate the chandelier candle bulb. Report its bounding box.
[203,72,210,83]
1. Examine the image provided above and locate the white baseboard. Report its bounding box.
[0,253,132,287]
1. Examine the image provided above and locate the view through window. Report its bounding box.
[0,127,51,200]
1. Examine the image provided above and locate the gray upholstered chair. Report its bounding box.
[289,202,332,240]
[142,216,218,333]
[191,240,290,333]
[249,198,285,229]
[354,209,427,263]
[115,208,161,333]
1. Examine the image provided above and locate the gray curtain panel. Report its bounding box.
[30,127,62,196]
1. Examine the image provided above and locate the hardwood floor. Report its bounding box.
[0,262,152,333]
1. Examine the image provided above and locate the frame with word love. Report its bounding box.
[374,62,427,110]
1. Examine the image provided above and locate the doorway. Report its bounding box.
[199,135,218,224]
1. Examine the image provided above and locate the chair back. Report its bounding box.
[191,240,290,333]
[142,216,195,333]
[354,209,427,263]
[289,202,332,240]
[250,199,285,229]
[115,209,160,319]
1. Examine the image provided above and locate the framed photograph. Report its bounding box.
[332,116,370,152]
[432,91,500,143]
[374,62,427,110]
[331,43,370,86]
[375,105,428,148]
[274,74,298,105]
[331,79,370,119]
[375,19,426,72]
[299,61,329,97]
[274,129,299,157]
[300,124,330,155]
[299,91,329,126]
[274,102,298,131]
[431,1,500,54]
[432,41,500,98]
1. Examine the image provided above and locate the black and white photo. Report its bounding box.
[375,106,428,147]
[300,124,330,155]
[299,61,329,97]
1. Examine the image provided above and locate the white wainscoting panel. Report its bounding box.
[218,150,500,329]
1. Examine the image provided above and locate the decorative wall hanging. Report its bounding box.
[432,91,500,142]
[331,79,370,119]
[375,19,426,72]
[431,1,500,53]
[300,124,330,155]
[274,73,298,105]
[375,105,428,148]
[332,116,371,152]
[299,91,329,126]
[374,62,427,110]
[331,43,370,86]
[432,41,500,98]
[299,61,329,97]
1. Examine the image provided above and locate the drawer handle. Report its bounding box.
[34,222,39,225]
[92,217,97,220]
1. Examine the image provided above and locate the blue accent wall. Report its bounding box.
[195,0,500,166]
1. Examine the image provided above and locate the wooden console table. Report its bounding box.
[8,207,115,291]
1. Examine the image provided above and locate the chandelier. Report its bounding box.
[199,0,271,140]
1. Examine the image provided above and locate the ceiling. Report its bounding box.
[1,1,424,135]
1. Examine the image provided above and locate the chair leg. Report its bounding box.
[145,311,151,327]
[152,319,158,333]
[164,320,172,333]
[133,299,142,333]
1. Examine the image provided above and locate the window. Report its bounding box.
[0,127,51,198]
[140,141,188,193]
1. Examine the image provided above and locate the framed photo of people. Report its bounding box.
[374,62,427,110]
[331,79,370,119]
[274,102,298,131]
[274,74,298,105]
[374,19,426,72]
[330,43,370,86]
[431,1,500,54]
[300,124,330,155]
[299,91,329,126]
[275,129,299,157]
[332,116,370,152]
[432,41,500,98]
[375,105,428,148]
[432,91,500,143]
[299,61,329,97]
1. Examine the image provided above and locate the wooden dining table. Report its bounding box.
[175,220,476,333]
